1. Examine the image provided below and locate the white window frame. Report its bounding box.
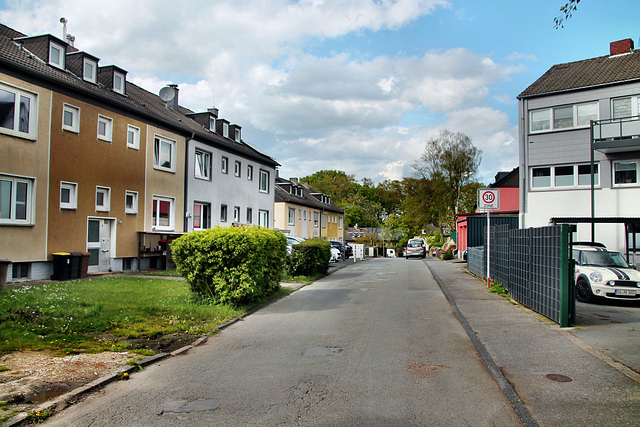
[247,165,253,180]
[195,149,212,180]
[531,163,600,190]
[209,117,216,131]
[152,195,175,231]
[62,103,80,133]
[95,186,110,212]
[246,207,253,224]
[113,71,125,94]
[258,209,269,228]
[0,174,34,225]
[0,82,37,139]
[221,156,229,174]
[288,207,296,226]
[223,122,229,138]
[127,125,140,150]
[60,181,77,210]
[83,58,97,83]
[193,202,210,230]
[612,96,640,119]
[233,206,241,223]
[259,170,270,193]
[234,128,240,142]
[49,41,65,69]
[153,135,177,173]
[314,211,319,228]
[339,216,343,229]
[613,160,639,186]
[125,190,138,214]
[97,115,113,142]
[529,102,598,133]
[234,160,241,177]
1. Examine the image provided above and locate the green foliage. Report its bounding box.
[488,281,509,299]
[443,250,454,261]
[554,0,580,28]
[287,238,331,276]
[171,226,287,305]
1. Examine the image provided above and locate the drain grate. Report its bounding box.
[546,373,572,382]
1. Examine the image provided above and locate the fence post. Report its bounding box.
[558,224,574,327]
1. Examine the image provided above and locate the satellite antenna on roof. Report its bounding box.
[159,86,176,102]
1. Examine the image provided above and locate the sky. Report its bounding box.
[1,0,638,185]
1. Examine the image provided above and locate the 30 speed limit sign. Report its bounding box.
[477,188,500,210]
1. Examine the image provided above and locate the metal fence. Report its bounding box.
[467,224,574,327]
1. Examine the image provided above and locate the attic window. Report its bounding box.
[223,123,229,138]
[235,128,240,142]
[83,58,97,83]
[209,117,216,132]
[113,71,125,94]
[49,41,65,69]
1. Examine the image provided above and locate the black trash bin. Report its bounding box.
[78,252,90,279]
[51,252,72,281]
[69,252,82,280]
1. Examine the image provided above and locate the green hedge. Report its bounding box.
[287,239,331,277]
[171,226,287,305]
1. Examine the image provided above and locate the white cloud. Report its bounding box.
[0,0,520,184]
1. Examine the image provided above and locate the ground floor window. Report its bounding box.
[193,202,210,230]
[0,174,33,224]
[258,209,269,228]
[152,196,174,230]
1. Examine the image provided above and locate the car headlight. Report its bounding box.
[589,271,603,283]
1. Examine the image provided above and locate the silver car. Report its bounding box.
[405,238,426,259]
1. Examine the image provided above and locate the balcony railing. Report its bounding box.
[592,116,640,153]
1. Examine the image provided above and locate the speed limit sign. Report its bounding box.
[477,188,500,211]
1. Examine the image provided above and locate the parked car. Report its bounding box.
[330,241,352,259]
[405,238,427,259]
[572,245,640,303]
[286,236,305,255]
[330,247,342,262]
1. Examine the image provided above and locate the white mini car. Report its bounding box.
[572,245,640,302]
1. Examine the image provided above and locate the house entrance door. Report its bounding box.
[87,218,114,273]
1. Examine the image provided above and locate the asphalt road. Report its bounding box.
[44,258,520,426]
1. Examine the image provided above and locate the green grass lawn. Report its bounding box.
[0,276,288,355]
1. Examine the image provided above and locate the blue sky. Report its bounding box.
[1,0,638,184]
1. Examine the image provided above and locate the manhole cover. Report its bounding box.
[546,373,573,382]
[303,346,344,356]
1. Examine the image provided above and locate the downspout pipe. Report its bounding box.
[183,131,196,233]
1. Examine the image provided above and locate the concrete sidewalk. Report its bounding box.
[424,257,640,427]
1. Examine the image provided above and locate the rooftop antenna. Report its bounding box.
[60,17,68,41]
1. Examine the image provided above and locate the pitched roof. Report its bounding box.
[518,50,640,99]
[274,177,343,214]
[0,23,278,167]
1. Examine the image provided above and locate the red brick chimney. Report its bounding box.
[610,38,634,56]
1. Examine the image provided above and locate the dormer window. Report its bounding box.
[234,128,240,142]
[49,41,65,69]
[83,58,97,83]
[223,122,229,138]
[113,71,125,94]
[209,117,216,132]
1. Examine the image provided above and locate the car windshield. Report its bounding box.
[581,251,629,268]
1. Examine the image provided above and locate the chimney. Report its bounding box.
[290,178,299,184]
[207,106,219,118]
[610,38,634,56]
[167,84,179,111]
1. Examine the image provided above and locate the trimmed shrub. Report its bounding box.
[171,226,287,305]
[287,239,331,276]
[443,250,454,260]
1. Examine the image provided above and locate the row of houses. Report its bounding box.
[457,37,640,263]
[0,22,344,282]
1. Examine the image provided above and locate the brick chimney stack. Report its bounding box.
[610,38,634,56]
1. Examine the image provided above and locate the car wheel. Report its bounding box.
[575,278,595,303]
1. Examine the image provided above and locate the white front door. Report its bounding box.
[87,218,114,273]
